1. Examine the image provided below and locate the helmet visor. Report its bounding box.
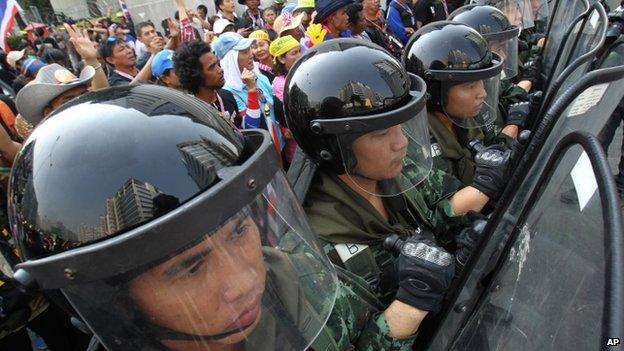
[474,0,536,30]
[336,104,432,197]
[441,74,501,129]
[56,171,338,351]
[486,29,519,79]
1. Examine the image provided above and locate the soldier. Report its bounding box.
[404,22,515,186]
[283,39,509,306]
[449,5,538,136]
[8,85,455,350]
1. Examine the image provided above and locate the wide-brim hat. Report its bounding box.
[16,64,95,125]
[274,12,305,35]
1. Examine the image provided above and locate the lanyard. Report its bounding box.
[114,69,135,81]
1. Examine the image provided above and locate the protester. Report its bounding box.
[269,35,301,164]
[15,64,95,126]
[270,35,300,101]
[134,22,164,69]
[273,12,306,41]
[386,0,416,44]
[413,0,450,28]
[361,0,390,48]
[346,3,371,41]
[174,40,239,124]
[215,0,248,35]
[308,0,353,44]
[212,32,284,157]
[214,18,236,35]
[249,30,275,82]
[0,52,17,88]
[239,0,265,30]
[13,58,45,94]
[262,5,278,39]
[151,49,180,89]
[6,49,26,72]
[293,0,315,28]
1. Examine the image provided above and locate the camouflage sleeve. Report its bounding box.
[327,278,415,351]
[409,168,471,245]
[499,83,529,112]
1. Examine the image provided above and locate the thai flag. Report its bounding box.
[0,0,21,52]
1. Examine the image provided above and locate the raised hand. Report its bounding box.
[64,23,97,61]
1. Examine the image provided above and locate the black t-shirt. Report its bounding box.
[413,0,447,27]
[213,89,241,127]
[108,70,133,87]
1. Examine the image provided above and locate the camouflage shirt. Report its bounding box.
[304,169,467,306]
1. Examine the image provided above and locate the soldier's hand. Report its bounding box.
[395,235,454,313]
[455,212,488,275]
[522,59,541,84]
[471,144,512,201]
[506,101,531,128]
[526,33,546,47]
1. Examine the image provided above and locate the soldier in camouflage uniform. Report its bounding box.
[404,22,518,190]
[283,39,505,324]
[7,84,455,350]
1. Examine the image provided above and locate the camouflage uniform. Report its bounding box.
[428,110,511,186]
[303,168,468,308]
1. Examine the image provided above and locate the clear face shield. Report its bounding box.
[432,53,503,129]
[320,75,432,197]
[16,132,338,351]
[484,27,520,79]
[478,0,536,31]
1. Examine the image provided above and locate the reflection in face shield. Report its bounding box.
[129,213,266,350]
[446,80,488,119]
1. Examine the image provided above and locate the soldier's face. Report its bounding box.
[129,214,266,350]
[445,80,487,118]
[351,124,409,180]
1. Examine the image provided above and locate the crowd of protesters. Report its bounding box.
[0,0,605,349]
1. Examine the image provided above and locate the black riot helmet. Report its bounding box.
[449,4,520,79]
[284,38,432,197]
[9,85,338,351]
[403,21,503,129]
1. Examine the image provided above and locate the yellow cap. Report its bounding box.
[269,35,300,58]
[249,30,271,43]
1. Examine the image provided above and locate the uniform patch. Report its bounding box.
[431,143,442,157]
[334,243,369,263]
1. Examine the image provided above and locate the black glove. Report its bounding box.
[506,101,531,128]
[522,59,541,85]
[527,90,543,117]
[526,33,546,47]
[518,39,529,52]
[455,212,488,275]
[471,144,512,201]
[395,235,455,313]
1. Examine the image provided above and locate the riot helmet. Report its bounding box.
[284,38,432,197]
[403,21,503,129]
[9,85,338,351]
[470,0,535,31]
[450,4,520,79]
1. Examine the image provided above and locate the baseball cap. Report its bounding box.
[16,63,95,125]
[249,30,271,43]
[212,32,254,60]
[7,49,26,69]
[213,18,235,34]
[151,49,175,77]
[21,58,46,76]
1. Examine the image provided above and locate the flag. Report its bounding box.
[0,0,21,52]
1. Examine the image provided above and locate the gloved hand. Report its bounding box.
[506,101,531,128]
[306,23,327,46]
[471,144,512,201]
[526,33,546,47]
[518,39,529,52]
[527,90,543,117]
[395,235,455,313]
[455,212,488,275]
[522,59,541,85]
